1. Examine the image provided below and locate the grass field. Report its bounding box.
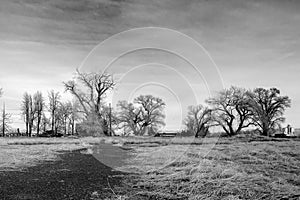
[0,136,299,200]
[119,137,300,200]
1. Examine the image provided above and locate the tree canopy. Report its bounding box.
[184,105,213,138]
[64,69,115,136]
[206,86,253,136]
[248,88,291,136]
[117,95,166,135]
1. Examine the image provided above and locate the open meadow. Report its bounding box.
[0,135,299,199]
[1,0,300,199]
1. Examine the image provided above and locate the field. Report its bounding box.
[0,135,299,200]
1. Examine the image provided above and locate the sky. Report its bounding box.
[0,0,299,130]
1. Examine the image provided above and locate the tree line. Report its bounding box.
[20,90,78,136]
[63,69,166,136]
[185,86,291,137]
[0,88,78,136]
[62,70,291,137]
[0,70,292,137]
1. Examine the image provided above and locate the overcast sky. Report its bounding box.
[0,0,299,130]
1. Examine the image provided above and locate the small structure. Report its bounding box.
[154,130,178,137]
[283,124,294,137]
[274,124,296,138]
[38,130,63,137]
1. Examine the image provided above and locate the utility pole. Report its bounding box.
[109,103,112,136]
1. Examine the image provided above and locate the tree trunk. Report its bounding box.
[25,115,29,136]
[228,124,235,136]
[37,117,40,136]
[51,112,55,133]
[71,120,74,135]
[196,126,209,138]
[262,128,269,136]
[43,120,46,133]
[64,117,67,135]
[29,124,32,137]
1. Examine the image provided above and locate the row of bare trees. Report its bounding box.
[22,92,43,136]
[64,70,166,136]
[1,71,292,137]
[64,70,291,137]
[21,90,78,136]
[184,86,291,137]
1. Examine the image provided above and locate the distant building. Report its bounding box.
[155,130,178,137]
[273,124,299,138]
[283,124,294,137]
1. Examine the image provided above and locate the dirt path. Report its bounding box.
[0,149,127,200]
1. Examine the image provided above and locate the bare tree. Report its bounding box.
[48,90,61,133]
[68,100,80,135]
[1,103,11,137]
[54,107,64,134]
[41,113,50,133]
[64,69,115,135]
[117,100,143,135]
[248,88,291,136]
[21,92,31,136]
[21,92,44,136]
[99,103,116,136]
[116,95,166,136]
[28,95,36,136]
[135,95,166,135]
[58,101,73,135]
[33,91,44,136]
[206,86,253,136]
[0,90,11,136]
[184,105,213,138]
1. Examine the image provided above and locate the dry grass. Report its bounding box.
[115,136,300,200]
[0,137,95,171]
[1,136,299,199]
[0,136,131,172]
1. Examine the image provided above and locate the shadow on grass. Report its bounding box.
[0,149,128,200]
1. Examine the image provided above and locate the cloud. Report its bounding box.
[0,0,300,128]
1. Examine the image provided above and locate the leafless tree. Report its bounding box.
[117,95,165,136]
[41,113,50,133]
[54,107,64,134]
[21,92,44,136]
[206,86,253,136]
[184,105,213,138]
[21,92,32,136]
[1,103,11,137]
[100,103,116,136]
[48,90,61,133]
[134,95,166,135]
[67,100,80,135]
[248,88,291,136]
[33,91,44,135]
[64,69,115,135]
[0,90,11,136]
[28,95,36,136]
[58,101,73,135]
[117,100,143,135]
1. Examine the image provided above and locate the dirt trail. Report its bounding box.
[0,149,127,200]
